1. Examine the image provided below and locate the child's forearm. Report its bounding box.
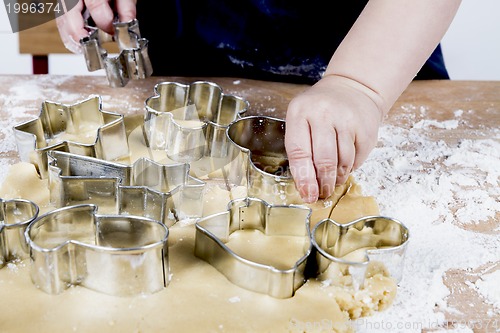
[324,0,462,114]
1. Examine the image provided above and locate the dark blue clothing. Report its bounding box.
[137,0,449,84]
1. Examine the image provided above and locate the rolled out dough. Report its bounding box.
[0,121,397,332]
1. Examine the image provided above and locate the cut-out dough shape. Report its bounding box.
[195,197,312,299]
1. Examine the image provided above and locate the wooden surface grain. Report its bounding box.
[18,19,119,55]
[0,75,498,332]
[18,19,69,55]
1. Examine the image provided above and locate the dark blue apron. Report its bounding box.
[137,0,449,83]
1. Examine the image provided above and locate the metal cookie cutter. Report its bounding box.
[13,95,129,179]
[25,204,169,296]
[0,198,39,267]
[194,197,312,298]
[144,81,249,163]
[48,150,205,226]
[311,216,410,289]
[80,18,153,87]
[226,115,302,205]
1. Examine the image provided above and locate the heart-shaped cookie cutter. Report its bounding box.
[226,115,302,205]
[13,95,129,179]
[0,198,39,267]
[25,204,169,296]
[144,81,249,163]
[80,18,153,87]
[48,150,205,225]
[194,197,312,299]
[311,216,410,289]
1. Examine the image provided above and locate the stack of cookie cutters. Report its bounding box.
[0,198,39,267]
[24,204,169,296]
[195,197,312,299]
[80,18,153,87]
[143,81,249,164]
[13,95,129,179]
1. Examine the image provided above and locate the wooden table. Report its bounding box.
[0,75,498,332]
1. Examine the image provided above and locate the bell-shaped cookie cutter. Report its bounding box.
[194,197,312,299]
[13,95,129,179]
[0,198,39,267]
[226,115,302,205]
[25,204,169,296]
[311,216,410,289]
[48,150,205,226]
[80,18,153,87]
[144,81,249,163]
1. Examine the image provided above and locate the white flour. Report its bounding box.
[475,270,500,310]
[0,79,83,185]
[351,108,500,332]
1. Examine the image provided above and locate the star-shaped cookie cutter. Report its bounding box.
[311,216,410,289]
[226,115,302,205]
[194,197,312,299]
[13,95,129,179]
[0,198,39,267]
[80,18,153,87]
[25,204,169,296]
[48,150,205,226]
[144,81,249,163]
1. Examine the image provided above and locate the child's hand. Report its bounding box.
[285,74,383,203]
